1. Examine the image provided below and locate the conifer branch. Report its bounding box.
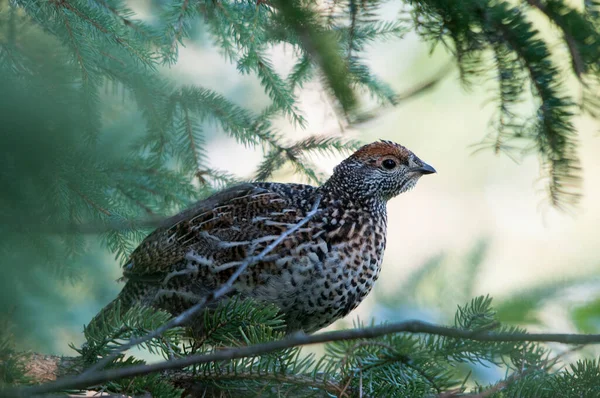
[116,185,155,215]
[347,0,358,62]
[9,321,600,397]
[564,34,586,79]
[51,0,153,68]
[181,104,202,173]
[94,0,147,35]
[483,2,581,209]
[59,7,89,83]
[171,371,344,396]
[99,50,126,66]
[274,0,357,113]
[164,0,191,61]
[461,345,583,397]
[71,187,112,217]
[525,0,587,79]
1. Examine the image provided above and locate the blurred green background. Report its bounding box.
[2,1,600,377]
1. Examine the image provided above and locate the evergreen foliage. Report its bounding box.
[2,0,600,396]
[0,318,30,389]
[14,296,600,397]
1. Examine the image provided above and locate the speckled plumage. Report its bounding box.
[93,140,435,333]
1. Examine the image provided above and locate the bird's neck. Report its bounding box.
[318,178,387,220]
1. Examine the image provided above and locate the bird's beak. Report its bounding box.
[411,162,436,175]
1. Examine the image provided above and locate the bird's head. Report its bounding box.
[326,140,436,203]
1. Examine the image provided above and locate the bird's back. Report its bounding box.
[98,180,386,333]
[110,182,330,329]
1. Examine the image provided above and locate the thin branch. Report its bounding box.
[395,61,454,102]
[181,103,202,173]
[338,341,395,397]
[486,4,581,209]
[10,320,600,397]
[167,0,190,59]
[350,61,454,125]
[77,195,323,377]
[526,0,586,79]
[171,370,343,396]
[340,341,395,369]
[100,50,126,67]
[57,5,88,83]
[347,0,357,62]
[94,0,151,38]
[71,187,111,216]
[52,0,153,67]
[116,185,155,215]
[564,34,586,80]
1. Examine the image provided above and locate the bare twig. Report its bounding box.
[395,62,454,102]
[9,319,600,397]
[78,195,322,377]
[349,61,454,125]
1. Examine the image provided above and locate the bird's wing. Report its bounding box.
[122,183,299,278]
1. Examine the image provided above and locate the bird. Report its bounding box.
[91,140,436,334]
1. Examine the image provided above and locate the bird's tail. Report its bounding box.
[86,281,150,334]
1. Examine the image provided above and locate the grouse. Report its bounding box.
[92,140,435,333]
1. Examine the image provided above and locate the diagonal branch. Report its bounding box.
[94,0,152,38]
[51,0,154,68]
[9,319,600,397]
[349,61,454,125]
[525,0,586,79]
[116,185,155,215]
[167,0,190,59]
[58,6,89,83]
[77,195,323,376]
[71,187,111,216]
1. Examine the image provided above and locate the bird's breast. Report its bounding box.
[261,216,387,332]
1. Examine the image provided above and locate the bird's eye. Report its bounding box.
[382,159,397,170]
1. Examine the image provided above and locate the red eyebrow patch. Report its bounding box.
[350,140,412,162]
